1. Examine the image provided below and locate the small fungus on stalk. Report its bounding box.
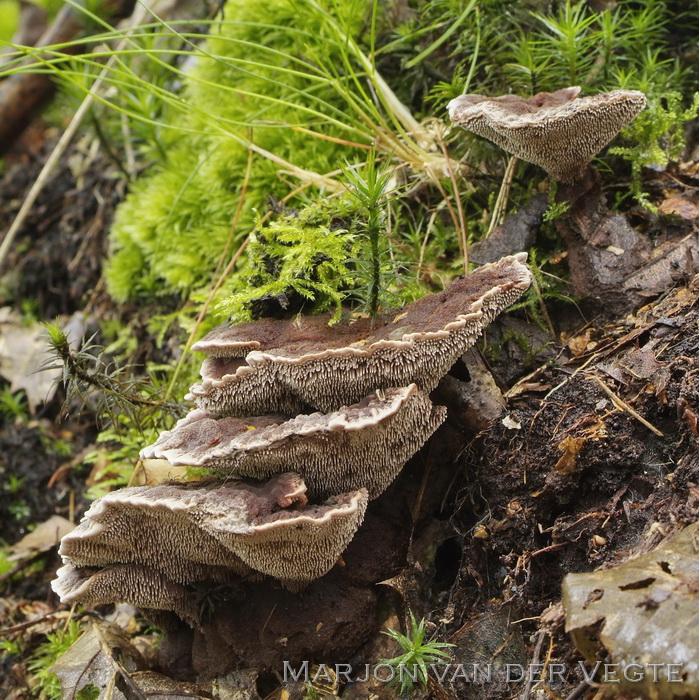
[447,87,647,183]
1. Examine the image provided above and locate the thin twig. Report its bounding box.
[530,271,556,338]
[437,138,468,272]
[520,629,546,700]
[120,111,136,178]
[564,682,591,700]
[92,621,147,700]
[587,375,664,437]
[212,144,254,282]
[0,2,153,269]
[530,542,568,558]
[411,443,435,522]
[429,175,465,262]
[0,552,45,585]
[417,206,440,279]
[0,611,71,637]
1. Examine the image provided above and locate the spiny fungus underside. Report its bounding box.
[448,87,647,183]
[53,254,532,623]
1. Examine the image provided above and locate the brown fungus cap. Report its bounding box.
[187,253,531,415]
[141,385,446,499]
[54,473,368,593]
[52,563,200,626]
[448,87,647,183]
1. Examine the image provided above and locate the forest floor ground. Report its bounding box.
[2,117,699,700]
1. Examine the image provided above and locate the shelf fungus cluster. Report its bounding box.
[52,254,532,625]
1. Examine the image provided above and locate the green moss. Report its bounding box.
[610,91,699,209]
[218,195,361,322]
[0,1,19,42]
[106,0,371,305]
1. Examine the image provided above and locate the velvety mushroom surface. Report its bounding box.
[447,87,647,183]
[141,384,446,499]
[53,473,369,596]
[187,253,531,415]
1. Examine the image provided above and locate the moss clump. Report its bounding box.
[106,0,370,305]
[218,195,361,323]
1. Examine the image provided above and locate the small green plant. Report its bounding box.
[302,684,321,700]
[380,611,454,696]
[0,637,22,656]
[28,618,85,700]
[8,500,31,523]
[42,322,182,428]
[0,546,14,577]
[342,150,396,320]
[41,322,187,495]
[0,387,29,422]
[610,91,699,209]
[542,200,571,223]
[193,582,231,621]
[20,298,40,325]
[542,182,571,223]
[5,473,25,495]
[40,434,73,458]
[532,1,599,87]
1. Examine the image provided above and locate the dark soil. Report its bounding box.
[0,127,122,317]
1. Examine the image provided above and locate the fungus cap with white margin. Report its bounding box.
[447,87,647,183]
[52,472,368,601]
[141,384,446,499]
[186,253,532,416]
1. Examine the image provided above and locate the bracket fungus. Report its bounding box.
[141,384,446,499]
[52,473,369,601]
[53,563,201,626]
[447,87,647,183]
[51,252,532,669]
[187,253,532,415]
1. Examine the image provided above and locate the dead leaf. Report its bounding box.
[0,308,84,412]
[127,671,217,699]
[659,196,699,219]
[622,346,663,379]
[555,436,586,473]
[51,621,145,700]
[567,328,596,357]
[7,515,74,562]
[563,520,699,699]
[138,458,194,486]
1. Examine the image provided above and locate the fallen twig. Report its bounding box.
[587,374,664,438]
[488,155,519,235]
